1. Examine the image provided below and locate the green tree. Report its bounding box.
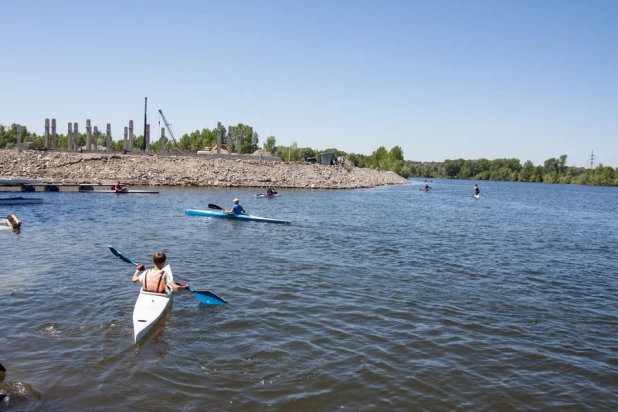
[371,146,388,170]
[558,154,568,174]
[263,136,277,154]
[389,145,404,163]
[518,160,535,182]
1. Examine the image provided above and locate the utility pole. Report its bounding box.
[143,97,148,152]
[588,150,596,168]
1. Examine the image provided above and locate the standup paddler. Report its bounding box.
[474,184,480,196]
[132,252,188,293]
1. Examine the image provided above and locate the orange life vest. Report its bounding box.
[143,268,167,293]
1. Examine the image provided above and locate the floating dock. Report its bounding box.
[0,180,159,194]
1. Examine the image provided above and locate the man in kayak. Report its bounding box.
[114,182,128,193]
[225,198,245,215]
[266,187,278,196]
[474,184,480,196]
[424,184,430,191]
[132,251,188,293]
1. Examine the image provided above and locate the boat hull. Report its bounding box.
[132,265,173,343]
[185,209,291,224]
[81,190,159,194]
[0,197,44,205]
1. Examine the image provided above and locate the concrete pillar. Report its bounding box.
[216,122,221,154]
[160,127,165,152]
[68,123,73,151]
[51,119,56,150]
[145,124,150,152]
[227,126,233,156]
[123,127,128,150]
[86,119,92,151]
[129,120,134,151]
[106,123,111,152]
[51,119,57,149]
[73,122,79,151]
[44,119,50,149]
[16,126,22,150]
[93,126,98,150]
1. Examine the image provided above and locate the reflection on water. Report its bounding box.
[1,181,618,410]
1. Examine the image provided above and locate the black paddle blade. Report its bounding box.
[0,362,5,372]
[208,203,224,210]
[108,245,137,266]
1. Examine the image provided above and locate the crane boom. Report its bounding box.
[158,109,178,146]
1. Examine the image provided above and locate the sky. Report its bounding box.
[1,0,617,167]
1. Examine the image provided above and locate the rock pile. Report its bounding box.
[0,150,409,189]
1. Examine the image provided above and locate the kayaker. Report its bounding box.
[424,184,430,191]
[225,198,245,215]
[474,184,480,196]
[266,187,277,195]
[114,182,127,193]
[132,252,188,293]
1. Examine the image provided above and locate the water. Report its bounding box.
[2,179,617,411]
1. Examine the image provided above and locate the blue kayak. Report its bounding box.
[185,209,292,224]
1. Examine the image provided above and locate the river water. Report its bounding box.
[1,179,617,411]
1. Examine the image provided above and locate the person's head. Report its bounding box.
[474,184,478,187]
[233,198,239,204]
[153,251,166,268]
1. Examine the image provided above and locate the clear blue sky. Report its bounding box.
[1,0,616,167]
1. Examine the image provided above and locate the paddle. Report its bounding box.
[0,362,5,372]
[109,245,227,305]
[175,283,227,305]
[208,203,247,215]
[109,245,139,266]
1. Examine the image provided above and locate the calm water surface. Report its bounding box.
[1,179,617,411]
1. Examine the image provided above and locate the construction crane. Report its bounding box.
[158,109,178,147]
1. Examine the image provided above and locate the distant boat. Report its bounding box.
[0,197,44,205]
[80,189,159,194]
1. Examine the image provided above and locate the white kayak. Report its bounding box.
[474,193,480,199]
[132,265,173,343]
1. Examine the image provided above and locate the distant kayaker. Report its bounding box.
[266,187,277,195]
[474,184,480,195]
[225,198,245,215]
[424,184,430,191]
[114,182,127,193]
[132,252,188,293]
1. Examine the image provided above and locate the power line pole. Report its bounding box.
[588,150,596,168]
[143,97,148,152]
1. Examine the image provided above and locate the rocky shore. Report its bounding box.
[0,150,409,189]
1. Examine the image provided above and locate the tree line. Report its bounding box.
[1,123,616,185]
[405,156,617,186]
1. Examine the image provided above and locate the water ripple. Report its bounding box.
[1,182,618,410]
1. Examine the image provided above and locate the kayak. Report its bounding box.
[0,197,43,205]
[255,193,280,198]
[474,193,480,199]
[132,264,173,343]
[185,209,292,224]
[80,189,159,194]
